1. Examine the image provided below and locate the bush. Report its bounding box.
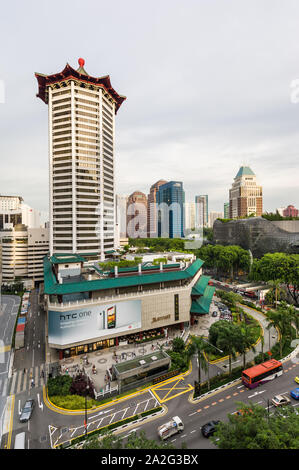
[50,395,99,410]
[47,375,72,397]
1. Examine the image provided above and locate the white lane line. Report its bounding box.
[132,402,140,415]
[121,407,130,420]
[189,412,197,416]
[190,430,196,433]
[143,399,150,412]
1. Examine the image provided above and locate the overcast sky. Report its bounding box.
[1,0,299,220]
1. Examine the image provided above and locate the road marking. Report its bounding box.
[233,392,238,396]
[219,399,224,402]
[197,409,202,413]
[226,395,231,399]
[211,402,217,406]
[240,389,245,393]
[189,411,197,416]
[16,371,23,394]
[190,430,196,433]
[204,405,210,409]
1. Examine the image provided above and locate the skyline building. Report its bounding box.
[195,195,208,228]
[35,58,125,259]
[115,194,128,238]
[147,179,168,237]
[224,202,229,219]
[126,191,148,238]
[0,195,41,230]
[229,166,263,219]
[157,181,185,238]
[283,205,298,217]
[208,211,224,228]
[184,202,196,231]
[0,224,49,283]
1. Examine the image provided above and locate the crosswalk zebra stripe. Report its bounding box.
[16,371,23,394]
[2,378,7,397]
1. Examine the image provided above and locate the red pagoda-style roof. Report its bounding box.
[35,59,126,113]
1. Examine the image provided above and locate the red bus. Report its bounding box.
[242,359,283,388]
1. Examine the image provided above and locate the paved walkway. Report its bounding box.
[49,297,278,398]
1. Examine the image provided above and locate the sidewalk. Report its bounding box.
[52,301,220,396]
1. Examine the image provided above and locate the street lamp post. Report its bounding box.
[194,338,223,394]
[202,338,223,391]
[84,383,90,435]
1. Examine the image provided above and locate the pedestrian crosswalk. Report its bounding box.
[0,365,46,396]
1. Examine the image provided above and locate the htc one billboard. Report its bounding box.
[48,299,141,345]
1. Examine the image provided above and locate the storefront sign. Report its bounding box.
[152,314,170,323]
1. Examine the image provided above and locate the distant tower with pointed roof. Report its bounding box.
[229,166,263,218]
[35,59,126,259]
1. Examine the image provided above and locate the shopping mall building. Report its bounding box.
[43,254,215,359]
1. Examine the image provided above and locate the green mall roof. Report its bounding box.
[190,286,215,314]
[50,253,86,264]
[43,257,205,295]
[191,275,211,296]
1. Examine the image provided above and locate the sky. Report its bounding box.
[0,0,299,220]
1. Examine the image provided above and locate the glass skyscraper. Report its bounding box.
[157,181,185,238]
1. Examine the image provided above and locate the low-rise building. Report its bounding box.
[43,255,215,359]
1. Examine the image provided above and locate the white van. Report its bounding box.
[14,432,26,449]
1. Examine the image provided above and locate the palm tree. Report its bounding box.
[238,322,256,369]
[186,335,208,396]
[216,323,241,376]
[267,279,283,309]
[260,334,265,362]
[266,304,293,357]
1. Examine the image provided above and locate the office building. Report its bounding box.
[224,202,229,219]
[208,211,224,228]
[229,166,263,218]
[126,191,148,238]
[195,195,208,228]
[35,58,125,259]
[184,202,196,230]
[157,181,185,238]
[147,180,168,237]
[116,194,128,239]
[283,205,298,217]
[0,225,49,284]
[0,195,41,230]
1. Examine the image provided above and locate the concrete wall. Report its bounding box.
[272,220,299,233]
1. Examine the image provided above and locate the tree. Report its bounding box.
[186,335,208,396]
[267,279,284,309]
[83,428,123,449]
[82,429,175,449]
[212,401,299,449]
[126,430,175,449]
[211,322,242,375]
[265,303,294,357]
[171,337,185,353]
[250,253,299,306]
[238,322,256,369]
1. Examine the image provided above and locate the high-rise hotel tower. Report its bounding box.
[35,59,125,259]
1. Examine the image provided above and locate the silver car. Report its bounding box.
[20,399,35,423]
[271,395,291,407]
